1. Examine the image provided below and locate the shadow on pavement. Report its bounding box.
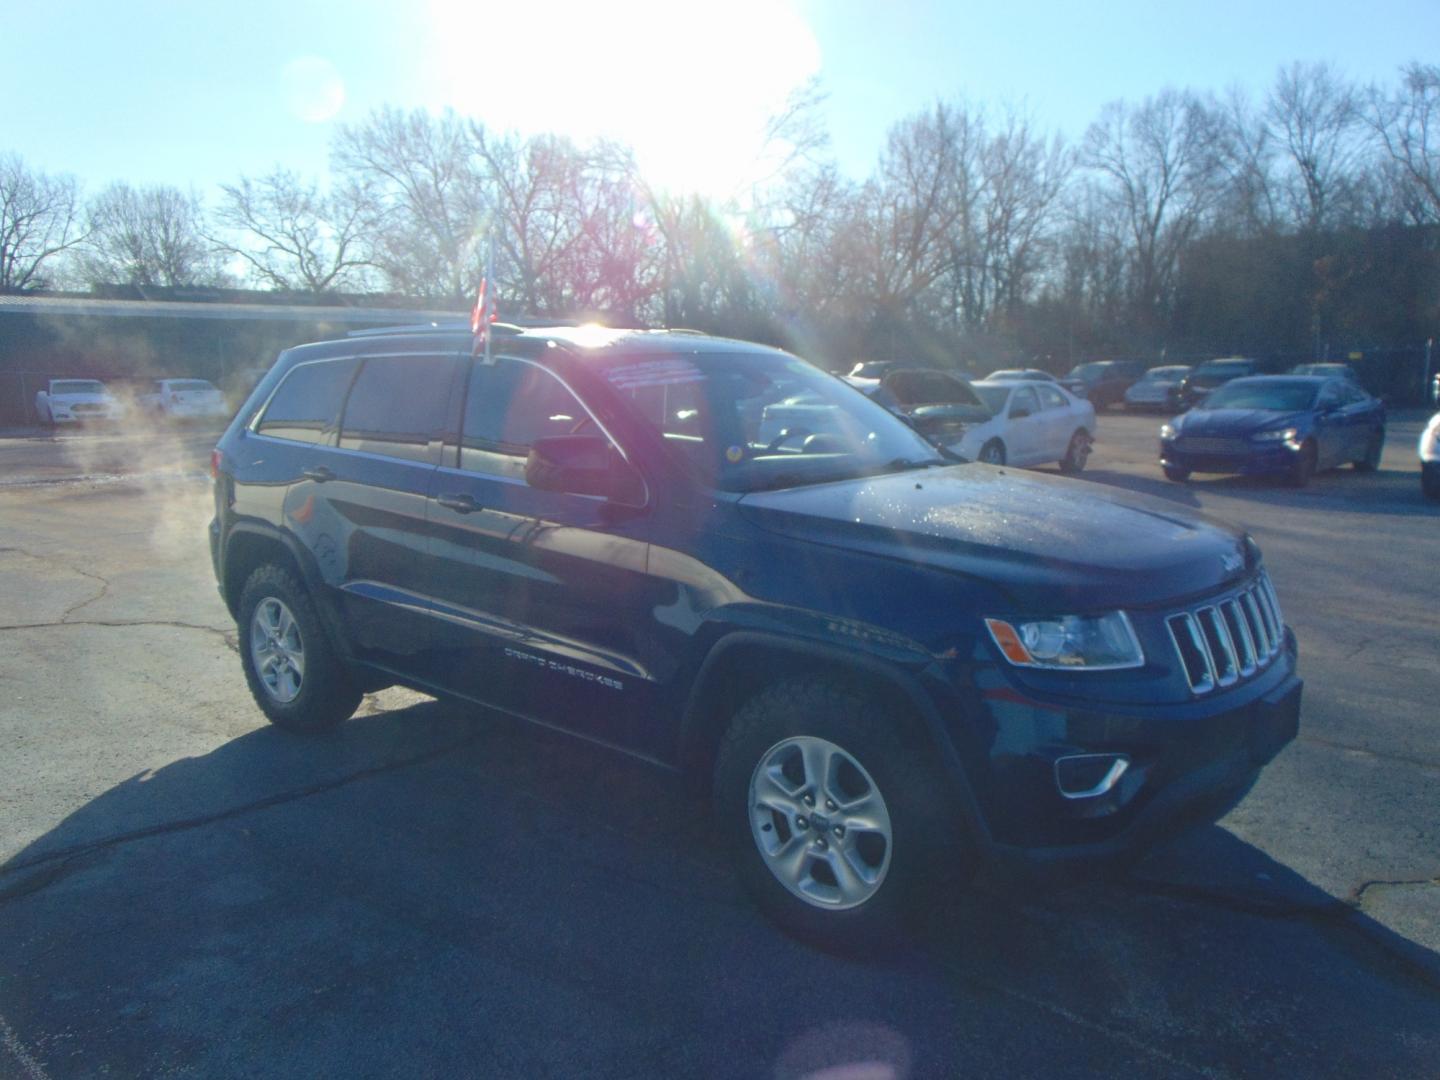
[2,704,1437,1078]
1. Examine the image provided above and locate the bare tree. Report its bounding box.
[332,107,492,301]
[1081,89,1226,321]
[1266,62,1368,231]
[1369,62,1440,224]
[474,129,651,317]
[213,169,372,292]
[0,153,87,292]
[1214,87,1282,235]
[80,183,223,287]
[973,109,1071,318]
[852,102,980,315]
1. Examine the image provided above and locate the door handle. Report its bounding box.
[302,465,335,483]
[436,492,481,514]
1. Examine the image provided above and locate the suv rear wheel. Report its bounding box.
[714,677,964,953]
[238,564,361,733]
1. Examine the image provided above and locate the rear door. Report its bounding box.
[421,354,665,752]
[1005,386,1043,463]
[1033,383,1075,459]
[323,351,462,670]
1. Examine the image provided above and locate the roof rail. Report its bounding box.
[345,319,528,339]
[346,320,467,338]
[660,327,707,336]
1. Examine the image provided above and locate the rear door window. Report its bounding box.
[1010,386,1041,418]
[256,358,358,445]
[339,354,458,464]
[1036,385,1069,410]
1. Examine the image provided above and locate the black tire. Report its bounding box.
[237,563,361,733]
[1285,440,1317,488]
[1163,465,1190,483]
[1353,428,1384,472]
[1059,430,1091,474]
[714,677,969,954]
[978,439,1006,466]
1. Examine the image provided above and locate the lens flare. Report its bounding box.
[282,56,345,124]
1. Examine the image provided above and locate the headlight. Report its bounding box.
[1252,427,1298,442]
[1159,423,1177,440]
[1420,414,1440,462]
[985,612,1144,671]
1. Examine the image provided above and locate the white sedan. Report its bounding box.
[138,378,230,421]
[35,378,126,426]
[858,370,1096,471]
[965,379,1096,470]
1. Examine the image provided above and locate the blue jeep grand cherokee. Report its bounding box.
[210,324,1301,949]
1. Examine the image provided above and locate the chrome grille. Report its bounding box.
[1174,436,1248,455]
[1166,573,1284,695]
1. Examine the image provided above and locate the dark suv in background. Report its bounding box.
[1060,360,1147,408]
[1177,357,1260,409]
[211,324,1301,949]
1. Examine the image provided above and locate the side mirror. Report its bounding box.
[525,435,644,504]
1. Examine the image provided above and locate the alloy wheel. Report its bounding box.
[249,596,306,703]
[748,736,893,910]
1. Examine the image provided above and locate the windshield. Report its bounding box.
[1194,361,1253,381]
[1199,380,1318,411]
[973,384,1011,413]
[1067,362,1107,379]
[52,380,106,395]
[599,351,943,492]
[1141,366,1188,382]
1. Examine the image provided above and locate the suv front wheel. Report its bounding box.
[238,564,362,733]
[714,677,964,953]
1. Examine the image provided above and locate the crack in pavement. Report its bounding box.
[0,619,239,652]
[1353,876,1440,904]
[0,725,482,896]
[1,544,111,621]
[1123,877,1440,994]
[1295,731,1440,772]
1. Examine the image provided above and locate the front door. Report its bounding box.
[422,355,666,754]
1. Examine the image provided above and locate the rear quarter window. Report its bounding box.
[256,358,359,445]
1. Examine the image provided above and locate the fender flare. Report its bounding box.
[677,629,993,851]
[221,519,357,660]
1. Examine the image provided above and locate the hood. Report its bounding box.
[1178,409,1305,436]
[737,466,1252,610]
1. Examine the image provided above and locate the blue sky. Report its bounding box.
[5,0,1437,199]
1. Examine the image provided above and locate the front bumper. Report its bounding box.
[954,630,1300,873]
[1160,441,1300,476]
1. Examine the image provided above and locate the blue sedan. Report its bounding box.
[1159,376,1386,487]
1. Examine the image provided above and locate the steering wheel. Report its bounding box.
[568,415,599,435]
[765,426,812,453]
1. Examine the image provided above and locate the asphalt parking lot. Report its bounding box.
[1,414,1437,1078]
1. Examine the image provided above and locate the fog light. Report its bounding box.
[1054,754,1129,799]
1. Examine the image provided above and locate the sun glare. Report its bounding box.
[423,0,821,198]
[282,55,346,124]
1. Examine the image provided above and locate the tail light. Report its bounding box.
[210,448,222,480]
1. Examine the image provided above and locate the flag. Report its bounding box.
[471,236,498,360]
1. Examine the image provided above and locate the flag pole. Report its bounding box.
[483,231,495,367]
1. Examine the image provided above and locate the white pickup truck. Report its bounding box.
[34,379,126,426]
